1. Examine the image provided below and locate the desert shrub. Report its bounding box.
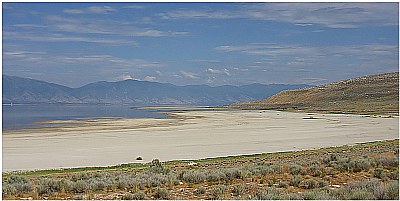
[194,186,206,195]
[323,154,338,164]
[373,180,399,200]
[2,184,17,196]
[302,190,332,200]
[374,168,386,179]
[71,180,88,193]
[304,179,318,189]
[253,188,283,200]
[132,191,146,200]
[308,164,323,176]
[248,165,274,176]
[205,170,227,182]
[36,178,63,195]
[232,184,245,196]
[278,181,288,188]
[389,170,399,180]
[211,184,227,199]
[375,157,399,167]
[154,187,169,199]
[223,168,244,180]
[89,179,107,191]
[318,180,329,188]
[146,173,168,187]
[181,170,206,184]
[289,164,305,175]
[349,158,373,172]
[289,175,302,187]
[4,175,33,195]
[122,192,134,200]
[349,189,375,200]
[70,172,90,181]
[147,159,169,174]
[270,164,284,174]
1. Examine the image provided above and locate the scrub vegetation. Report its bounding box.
[3,140,398,200]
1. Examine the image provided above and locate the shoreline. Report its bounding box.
[3,108,399,172]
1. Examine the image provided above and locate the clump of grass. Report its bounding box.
[302,189,332,200]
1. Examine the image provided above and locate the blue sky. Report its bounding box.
[3,2,399,87]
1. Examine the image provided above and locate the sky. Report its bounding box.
[2,2,399,88]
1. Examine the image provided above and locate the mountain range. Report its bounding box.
[3,75,308,106]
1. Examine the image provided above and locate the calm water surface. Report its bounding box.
[2,104,166,130]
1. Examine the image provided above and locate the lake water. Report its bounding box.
[2,104,166,130]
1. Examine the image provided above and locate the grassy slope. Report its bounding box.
[230,72,399,115]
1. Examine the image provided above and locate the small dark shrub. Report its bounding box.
[304,179,318,189]
[373,168,386,179]
[278,181,288,188]
[232,184,245,196]
[194,186,206,195]
[136,156,143,160]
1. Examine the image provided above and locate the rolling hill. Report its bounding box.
[2,75,308,106]
[230,72,399,115]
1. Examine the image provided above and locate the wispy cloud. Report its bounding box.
[3,31,138,46]
[45,15,188,37]
[64,6,116,14]
[181,71,199,79]
[160,3,398,28]
[206,68,231,76]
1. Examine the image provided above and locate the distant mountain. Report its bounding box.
[230,72,399,114]
[2,75,308,106]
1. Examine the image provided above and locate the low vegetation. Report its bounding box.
[2,140,398,200]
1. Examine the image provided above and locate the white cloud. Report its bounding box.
[181,71,199,79]
[45,15,188,37]
[121,73,135,80]
[63,6,116,14]
[144,76,156,81]
[160,3,398,28]
[206,68,231,76]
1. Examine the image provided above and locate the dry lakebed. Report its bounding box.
[3,108,399,172]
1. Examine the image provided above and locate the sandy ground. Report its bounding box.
[2,109,399,172]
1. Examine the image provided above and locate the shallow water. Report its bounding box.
[2,104,166,130]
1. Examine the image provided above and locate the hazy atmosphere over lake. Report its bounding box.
[3,2,399,87]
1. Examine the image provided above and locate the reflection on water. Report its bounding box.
[2,104,166,130]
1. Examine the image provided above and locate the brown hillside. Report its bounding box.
[230,72,399,115]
